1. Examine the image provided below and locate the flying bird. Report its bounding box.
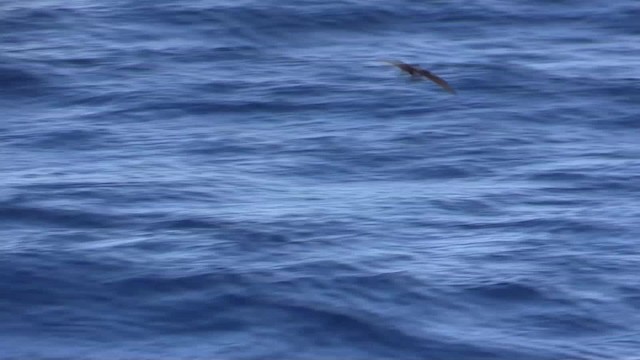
[384,60,456,94]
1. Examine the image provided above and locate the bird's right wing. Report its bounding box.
[419,69,456,94]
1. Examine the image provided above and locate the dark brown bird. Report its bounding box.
[384,60,456,94]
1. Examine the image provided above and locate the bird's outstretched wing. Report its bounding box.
[418,69,456,94]
[382,60,402,66]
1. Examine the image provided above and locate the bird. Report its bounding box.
[384,60,456,94]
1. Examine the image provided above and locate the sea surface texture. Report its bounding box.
[1,0,639,359]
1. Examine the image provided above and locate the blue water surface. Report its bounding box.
[1,0,639,359]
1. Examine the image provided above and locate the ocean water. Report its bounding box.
[1,0,639,359]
